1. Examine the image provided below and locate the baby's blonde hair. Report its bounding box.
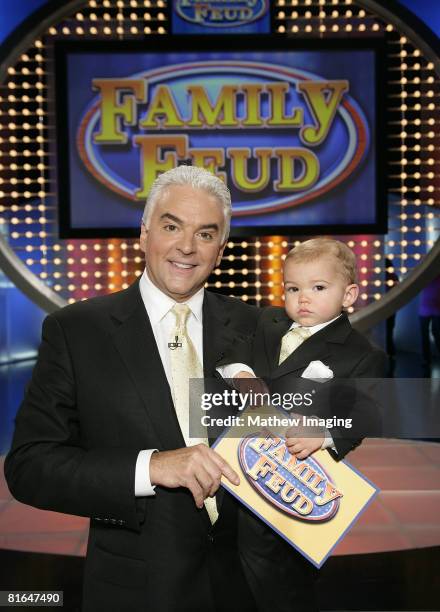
[285,238,358,284]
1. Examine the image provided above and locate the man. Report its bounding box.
[5,166,259,611]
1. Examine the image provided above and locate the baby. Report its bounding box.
[218,238,387,612]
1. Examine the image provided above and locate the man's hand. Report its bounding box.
[149,445,239,509]
[285,425,324,460]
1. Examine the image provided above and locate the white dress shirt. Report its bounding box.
[217,314,342,452]
[134,269,204,496]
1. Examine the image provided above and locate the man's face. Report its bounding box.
[139,185,226,302]
[283,256,359,327]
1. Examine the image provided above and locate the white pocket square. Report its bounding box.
[301,360,334,382]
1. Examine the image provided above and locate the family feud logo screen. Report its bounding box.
[56,40,382,237]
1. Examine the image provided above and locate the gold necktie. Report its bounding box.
[169,304,218,524]
[278,326,311,365]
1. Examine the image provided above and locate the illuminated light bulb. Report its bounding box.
[361,280,368,287]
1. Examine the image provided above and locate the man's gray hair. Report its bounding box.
[142,165,231,242]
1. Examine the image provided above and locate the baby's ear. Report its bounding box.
[343,283,359,308]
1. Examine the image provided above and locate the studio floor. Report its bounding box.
[1,352,439,611]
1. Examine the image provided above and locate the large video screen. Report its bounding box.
[55,38,386,237]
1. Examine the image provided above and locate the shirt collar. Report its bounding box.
[139,269,204,324]
[290,314,342,336]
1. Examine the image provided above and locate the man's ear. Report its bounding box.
[215,241,227,267]
[139,223,147,253]
[343,284,359,308]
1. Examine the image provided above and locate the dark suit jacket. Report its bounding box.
[220,308,388,458]
[220,308,387,612]
[4,281,260,612]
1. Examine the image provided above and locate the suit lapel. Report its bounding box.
[202,292,243,515]
[202,292,238,376]
[110,282,185,450]
[264,311,292,371]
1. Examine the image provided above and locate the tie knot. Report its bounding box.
[290,326,311,340]
[171,303,191,328]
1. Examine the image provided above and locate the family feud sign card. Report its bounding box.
[213,408,379,568]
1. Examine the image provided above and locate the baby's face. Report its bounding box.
[283,256,358,327]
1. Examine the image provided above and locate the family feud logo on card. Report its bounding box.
[239,433,343,521]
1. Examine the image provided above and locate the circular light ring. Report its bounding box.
[0,0,438,327]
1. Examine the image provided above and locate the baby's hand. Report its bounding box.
[232,372,269,408]
[234,371,256,380]
[285,427,324,459]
